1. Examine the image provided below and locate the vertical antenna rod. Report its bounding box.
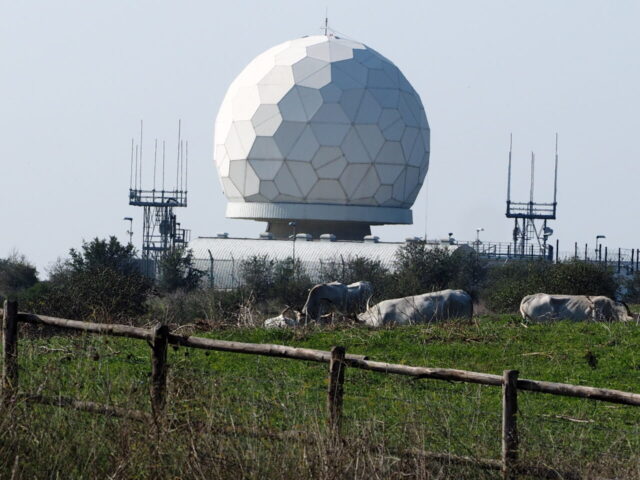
[129,138,134,189]
[553,133,559,205]
[134,145,139,190]
[529,152,535,204]
[180,140,184,192]
[185,141,189,192]
[506,133,513,204]
[139,120,143,189]
[153,139,158,192]
[324,8,328,35]
[176,120,181,191]
[162,141,166,192]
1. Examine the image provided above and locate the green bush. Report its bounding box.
[319,255,391,301]
[0,252,38,301]
[240,255,312,308]
[239,255,274,301]
[483,259,618,313]
[390,243,487,299]
[20,237,152,322]
[146,288,245,326]
[157,248,204,293]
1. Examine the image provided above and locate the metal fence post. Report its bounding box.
[327,346,346,434]
[618,248,621,274]
[2,300,19,405]
[150,324,169,422]
[502,370,519,480]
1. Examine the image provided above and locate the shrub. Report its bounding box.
[483,259,618,313]
[157,248,204,293]
[240,255,312,308]
[0,252,39,301]
[21,237,152,322]
[319,255,392,301]
[240,255,274,301]
[390,243,487,299]
[271,257,313,307]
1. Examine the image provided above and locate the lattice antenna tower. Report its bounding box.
[506,133,558,257]
[128,120,190,276]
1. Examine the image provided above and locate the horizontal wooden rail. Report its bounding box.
[19,313,152,341]
[14,311,640,406]
[17,312,367,363]
[167,333,368,363]
[344,358,640,406]
[516,378,640,406]
[19,393,150,421]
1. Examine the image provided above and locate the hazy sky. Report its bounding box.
[2,1,639,275]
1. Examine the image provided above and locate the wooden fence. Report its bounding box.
[3,300,640,479]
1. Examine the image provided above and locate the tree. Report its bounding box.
[0,252,39,300]
[391,242,487,299]
[23,237,152,322]
[157,248,204,293]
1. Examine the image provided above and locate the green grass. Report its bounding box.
[3,315,640,478]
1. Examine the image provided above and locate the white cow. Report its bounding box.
[519,293,634,322]
[302,281,374,322]
[358,289,473,327]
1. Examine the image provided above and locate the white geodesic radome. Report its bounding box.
[214,34,430,226]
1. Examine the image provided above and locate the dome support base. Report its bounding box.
[266,220,371,241]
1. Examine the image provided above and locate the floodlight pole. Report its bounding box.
[595,235,605,261]
[476,227,484,252]
[289,221,297,265]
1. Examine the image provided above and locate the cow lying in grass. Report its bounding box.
[519,293,634,322]
[302,281,373,323]
[357,289,473,327]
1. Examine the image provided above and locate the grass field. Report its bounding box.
[3,314,640,478]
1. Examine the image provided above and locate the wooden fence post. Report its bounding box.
[327,346,346,433]
[150,324,169,422]
[502,370,519,480]
[2,300,19,405]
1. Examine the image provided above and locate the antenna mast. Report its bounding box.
[506,133,512,208]
[553,133,559,205]
[505,135,558,259]
[127,121,190,277]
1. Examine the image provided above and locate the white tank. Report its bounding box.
[214,34,430,238]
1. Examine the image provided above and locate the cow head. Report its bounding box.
[591,297,635,322]
[616,301,636,322]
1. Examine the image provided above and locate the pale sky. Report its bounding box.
[2,1,639,275]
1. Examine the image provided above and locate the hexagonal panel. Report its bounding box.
[317,157,347,179]
[287,160,318,196]
[307,180,347,203]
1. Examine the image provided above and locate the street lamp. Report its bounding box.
[475,227,484,251]
[595,235,606,261]
[123,217,133,245]
[288,221,297,265]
